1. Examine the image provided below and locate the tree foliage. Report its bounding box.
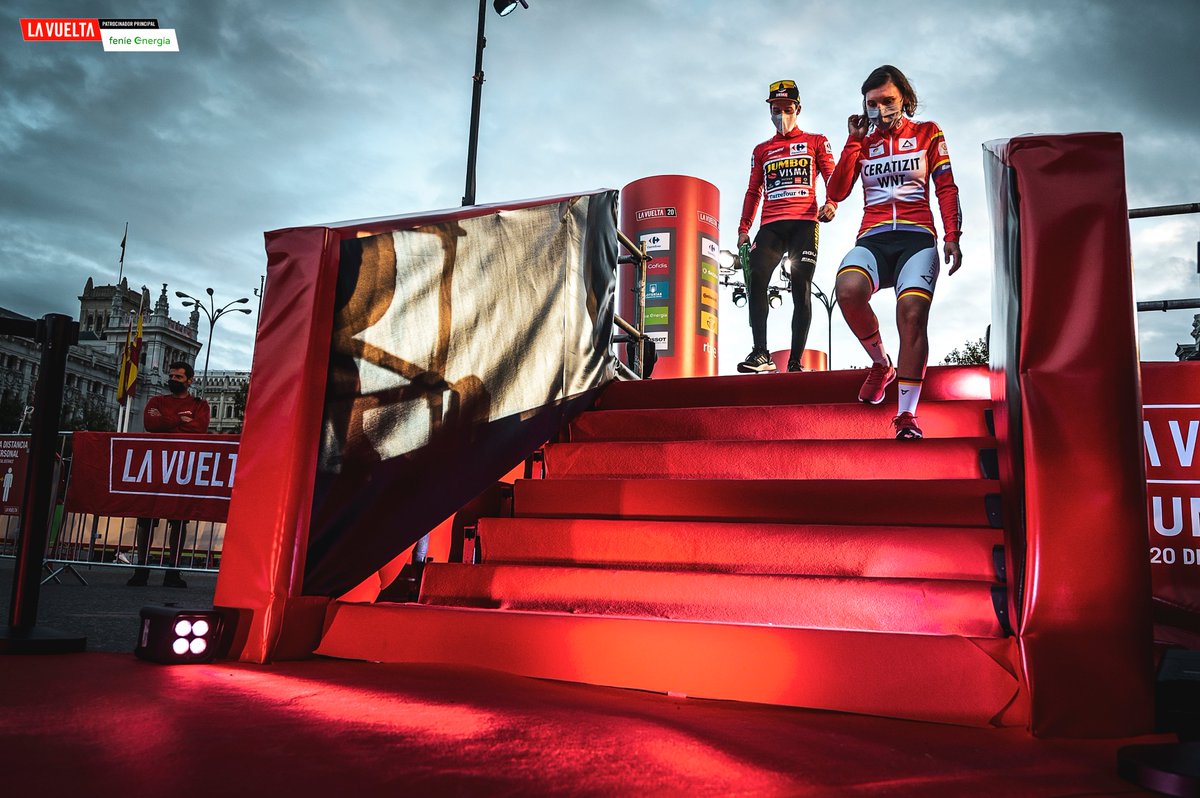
[941,335,989,366]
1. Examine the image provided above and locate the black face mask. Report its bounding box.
[168,380,188,395]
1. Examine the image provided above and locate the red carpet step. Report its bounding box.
[569,399,991,441]
[594,365,991,410]
[515,478,1000,528]
[543,437,995,480]
[316,602,1026,727]
[418,563,1004,636]
[475,517,1003,581]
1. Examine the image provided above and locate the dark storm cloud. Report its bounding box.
[1,0,1197,369]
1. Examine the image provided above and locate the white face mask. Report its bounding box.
[770,107,798,134]
[866,101,902,128]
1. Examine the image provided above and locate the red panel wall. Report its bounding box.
[989,134,1155,736]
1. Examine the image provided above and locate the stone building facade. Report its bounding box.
[1,278,250,433]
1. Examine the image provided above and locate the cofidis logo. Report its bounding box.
[20,18,179,52]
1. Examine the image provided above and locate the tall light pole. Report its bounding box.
[462,0,529,207]
[811,281,837,370]
[175,288,251,396]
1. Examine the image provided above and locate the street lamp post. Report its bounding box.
[811,281,837,370]
[175,288,251,396]
[462,0,529,207]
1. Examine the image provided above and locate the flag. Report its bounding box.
[116,311,143,405]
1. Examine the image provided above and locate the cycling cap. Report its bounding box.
[766,79,800,104]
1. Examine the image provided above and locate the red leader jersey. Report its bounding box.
[826,118,962,243]
[739,127,837,236]
[143,392,210,433]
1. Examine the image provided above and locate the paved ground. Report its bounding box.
[0,556,218,653]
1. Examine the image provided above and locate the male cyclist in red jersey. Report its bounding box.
[826,65,962,438]
[737,79,837,373]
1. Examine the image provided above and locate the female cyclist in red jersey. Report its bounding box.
[826,65,962,438]
[736,79,838,373]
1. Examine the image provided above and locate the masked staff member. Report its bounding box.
[127,361,210,587]
[826,64,962,438]
[737,79,837,374]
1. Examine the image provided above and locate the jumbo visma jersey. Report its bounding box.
[827,118,962,242]
[739,127,837,236]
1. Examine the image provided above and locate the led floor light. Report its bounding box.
[135,606,224,664]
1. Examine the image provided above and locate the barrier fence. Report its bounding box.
[0,431,229,582]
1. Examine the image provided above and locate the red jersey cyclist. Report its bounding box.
[826,65,962,438]
[737,79,837,373]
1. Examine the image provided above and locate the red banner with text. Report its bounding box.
[66,432,240,523]
[1142,362,1200,636]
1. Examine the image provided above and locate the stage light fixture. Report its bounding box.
[768,288,783,308]
[732,286,747,307]
[135,606,224,664]
[494,0,528,15]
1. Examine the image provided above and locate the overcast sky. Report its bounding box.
[3,0,1198,374]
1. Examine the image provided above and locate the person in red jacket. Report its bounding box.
[127,361,210,587]
[825,65,962,439]
[737,79,837,373]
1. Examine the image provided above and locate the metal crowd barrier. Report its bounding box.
[0,430,226,584]
[0,511,225,584]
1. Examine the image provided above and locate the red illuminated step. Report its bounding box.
[316,602,1026,727]
[418,563,1004,637]
[515,478,999,528]
[595,365,991,411]
[569,400,990,442]
[543,438,994,481]
[475,517,1003,582]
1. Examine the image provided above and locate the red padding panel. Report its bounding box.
[213,226,339,663]
[996,134,1154,736]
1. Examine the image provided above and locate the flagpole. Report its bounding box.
[117,222,128,286]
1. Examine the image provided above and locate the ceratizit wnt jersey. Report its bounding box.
[826,118,962,243]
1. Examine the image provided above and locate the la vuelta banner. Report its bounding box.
[66,432,239,522]
[1141,362,1200,630]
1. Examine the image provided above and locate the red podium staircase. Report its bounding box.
[317,365,1026,727]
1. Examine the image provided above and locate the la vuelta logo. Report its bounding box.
[21,18,102,40]
[21,18,179,51]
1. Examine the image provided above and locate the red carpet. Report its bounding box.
[0,652,1164,797]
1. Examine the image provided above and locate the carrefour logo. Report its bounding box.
[640,232,671,252]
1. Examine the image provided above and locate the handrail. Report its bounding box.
[1129,201,1199,314]
[613,230,650,379]
[1129,203,1200,219]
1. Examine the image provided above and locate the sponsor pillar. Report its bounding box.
[620,175,719,379]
